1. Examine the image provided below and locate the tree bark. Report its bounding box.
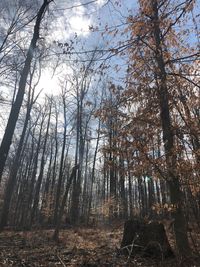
[54,91,68,225]
[53,166,77,241]
[30,99,52,224]
[151,0,190,256]
[121,219,174,258]
[0,68,39,230]
[0,0,51,183]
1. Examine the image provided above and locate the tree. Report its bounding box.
[70,58,97,224]
[149,0,191,255]
[0,63,41,229]
[53,85,70,225]
[0,0,52,183]
[30,97,52,224]
[97,0,197,256]
[121,0,195,256]
[53,166,78,241]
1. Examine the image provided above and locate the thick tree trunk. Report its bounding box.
[121,219,174,258]
[151,0,190,256]
[0,0,51,183]
[0,79,37,230]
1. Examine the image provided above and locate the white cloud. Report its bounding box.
[97,0,107,6]
[37,69,59,96]
[48,1,92,41]
[69,15,91,36]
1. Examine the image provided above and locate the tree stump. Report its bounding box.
[120,219,174,259]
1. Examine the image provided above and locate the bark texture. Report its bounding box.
[0,0,51,183]
[121,219,174,259]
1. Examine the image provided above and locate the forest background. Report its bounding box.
[0,0,199,264]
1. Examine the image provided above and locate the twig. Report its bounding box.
[120,234,143,263]
[57,254,67,267]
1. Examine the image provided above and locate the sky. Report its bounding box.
[0,0,138,135]
[0,0,199,139]
[37,0,138,96]
[1,0,199,102]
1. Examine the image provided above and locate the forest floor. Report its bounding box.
[0,225,199,267]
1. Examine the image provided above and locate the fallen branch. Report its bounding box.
[57,254,67,267]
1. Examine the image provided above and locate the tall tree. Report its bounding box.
[0,66,40,230]
[30,97,52,224]
[0,0,52,183]
[54,87,69,224]
[150,0,191,255]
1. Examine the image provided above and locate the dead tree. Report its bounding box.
[121,219,174,259]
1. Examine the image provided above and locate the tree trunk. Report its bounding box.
[0,0,51,183]
[151,0,190,256]
[88,118,101,223]
[121,219,174,258]
[53,166,77,241]
[30,100,52,224]
[54,92,68,225]
[0,75,38,230]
